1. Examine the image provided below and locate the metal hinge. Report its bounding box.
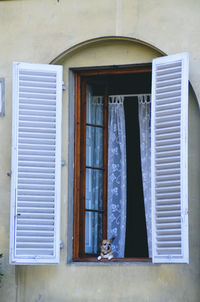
[61,160,66,166]
[62,81,67,91]
[181,208,188,223]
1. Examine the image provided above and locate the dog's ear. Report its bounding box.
[109,236,115,243]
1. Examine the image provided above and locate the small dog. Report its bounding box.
[97,237,115,261]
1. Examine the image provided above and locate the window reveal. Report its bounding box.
[73,68,152,260]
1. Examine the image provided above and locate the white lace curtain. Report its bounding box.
[138,95,152,257]
[107,96,127,258]
[85,88,152,258]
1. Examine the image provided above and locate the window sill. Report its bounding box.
[73,257,152,263]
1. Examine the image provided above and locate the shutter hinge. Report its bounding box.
[60,240,64,249]
[181,213,184,223]
[14,213,21,218]
[62,81,67,91]
[7,171,12,177]
[181,209,188,223]
[61,160,66,166]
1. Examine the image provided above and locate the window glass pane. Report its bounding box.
[85,211,102,254]
[86,126,104,168]
[85,168,103,210]
[86,85,104,125]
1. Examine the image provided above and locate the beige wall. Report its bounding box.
[0,1,200,301]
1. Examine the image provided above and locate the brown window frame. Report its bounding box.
[73,64,152,262]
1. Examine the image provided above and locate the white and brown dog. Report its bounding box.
[97,237,115,261]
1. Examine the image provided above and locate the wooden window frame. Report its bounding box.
[73,64,152,262]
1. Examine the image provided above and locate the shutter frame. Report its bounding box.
[10,62,62,265]
[151,53,189,264]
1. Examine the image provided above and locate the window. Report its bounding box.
[73,53,189,263]
[9,53,189,265]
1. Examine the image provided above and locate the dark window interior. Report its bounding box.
[124,99,148,257]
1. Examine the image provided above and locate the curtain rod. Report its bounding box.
[108,93,151,98]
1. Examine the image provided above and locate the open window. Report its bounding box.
[73,53,189,263]
[9,53,189,265]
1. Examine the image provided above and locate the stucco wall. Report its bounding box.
[0,1,200,302]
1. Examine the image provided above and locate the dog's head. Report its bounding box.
[100,237,115,257]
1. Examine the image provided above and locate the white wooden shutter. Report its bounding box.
[151,53,189,263]
[10,62,62,264]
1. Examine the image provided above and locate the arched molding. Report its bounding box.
[51,36,166,64]
[51,35,199,107]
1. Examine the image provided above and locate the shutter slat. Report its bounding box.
[156,199,181,205]
[18,173,55,179]
[19,87,56,94]
[156,72,181,81]
[20,80,56,88]
[16,237,54,242]
[19,133,56,139]
[18,202,54,208]
[17,230,54,236]
[18,207,54,213]
[157,230,181,235]
[17,225,54,230]
[18,213,55,219]
[19,104,56,111]
[156,151,180,158]
[10,62,62,265]
[156,67,182,76]
[156,205,181,211]
[157,235,181,241]
[156,210,181,217]
[19,156,55,162]
[18,178,55,184]
[19,116,56,122]
[19,110,56,117]
[19,92,56,100]
[156,61,182,69]
[17,219,54,225]
[156,126,180,134]
[156,223,181,229]
[151,53,189,263]
[156,78,181,88]
[18,161,55,168]
[156,84,181,94]
[155,96,181,105]
[156,181,180,187]
[18,168,56,173]
[156,159,180,165]
[156,92,181,100]
[155,120,180,129]
[156,109,181,117]
[19,133,56,140]
[20,98,56,106]
[18,144,56,151]
[156,106,181,114]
